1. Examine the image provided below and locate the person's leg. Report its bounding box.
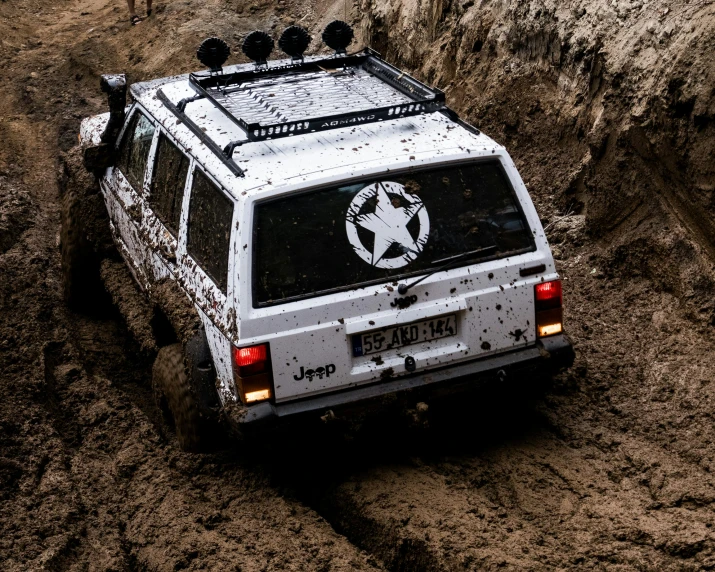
[127,0,142,23]
[146,0,153,16]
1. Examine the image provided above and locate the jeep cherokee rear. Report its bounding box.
[73,24,573,449]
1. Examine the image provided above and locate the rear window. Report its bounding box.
[253,160,534,306]
[186,169,233,292]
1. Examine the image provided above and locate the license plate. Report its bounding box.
[352,314,457,357]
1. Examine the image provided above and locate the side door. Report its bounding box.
[178,165,235,331]
[178,166,237,389]
[103,107,156,288]
[144,131,191,281]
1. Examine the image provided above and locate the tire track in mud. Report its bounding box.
[309,430,714,570]
[270,399,550,571]
[267,366,715,570]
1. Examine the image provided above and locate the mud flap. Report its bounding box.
[537,334,575,371]
[184,325,220,411]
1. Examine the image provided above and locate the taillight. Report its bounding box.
[535,280,563,337]
[231,343,273,404]
[233,345,267,372]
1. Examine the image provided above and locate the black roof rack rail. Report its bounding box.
[156,88,245,177]
[187,48,447,144]
[439,108,481,136]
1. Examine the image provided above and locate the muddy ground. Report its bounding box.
[1,0,714,570]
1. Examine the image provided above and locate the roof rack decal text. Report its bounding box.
[321,114,376,128]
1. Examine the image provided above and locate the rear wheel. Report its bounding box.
[152,344,203,452]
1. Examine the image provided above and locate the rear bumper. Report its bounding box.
[236,334,574,425]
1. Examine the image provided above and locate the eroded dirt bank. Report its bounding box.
[1,0,714,570]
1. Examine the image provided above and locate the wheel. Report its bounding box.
[152,344,203,452]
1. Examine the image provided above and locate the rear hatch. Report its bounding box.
[243,158,548,403]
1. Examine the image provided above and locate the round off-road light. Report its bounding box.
[242,30,274,65]
[279,25,311,60]
[196,37,231,72]
[322,20,354,54]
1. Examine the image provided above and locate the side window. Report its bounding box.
[187,169,234,292]
[117,111,155,190]
[150,134,190,235]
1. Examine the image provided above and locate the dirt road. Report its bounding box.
[1,0,714,570]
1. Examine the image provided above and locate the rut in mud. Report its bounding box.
[1,0,714,570]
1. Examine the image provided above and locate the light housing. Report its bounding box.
[196,37,231,73]
[279,26,311,60]
[231,343,273,403]
[535,280,563,337]
[242,31,274,66]
[322,20,354,54]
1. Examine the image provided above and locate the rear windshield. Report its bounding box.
[253,160,534,306]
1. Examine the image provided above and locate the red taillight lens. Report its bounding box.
[535,280,563,337]
[233,344,267,368]
[535,280,562,309]
[231,343,273,404]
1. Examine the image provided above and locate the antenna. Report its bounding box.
[196,38,231,74]
[322,20,354,55]
[242,31,274,68]
[278,26,311,62]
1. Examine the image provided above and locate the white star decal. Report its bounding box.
[345,181,430,269]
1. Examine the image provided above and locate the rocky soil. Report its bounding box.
[1,0,714,570]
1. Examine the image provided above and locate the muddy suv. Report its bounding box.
[66,24,573,451]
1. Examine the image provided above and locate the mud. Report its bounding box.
[0,180,32,255]
[99,258,157,352]
[1,0,714,570]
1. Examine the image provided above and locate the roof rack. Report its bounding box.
[158,48,450,176]
[187,48,446,143]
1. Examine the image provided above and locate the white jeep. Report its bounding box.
[66,23,573,451]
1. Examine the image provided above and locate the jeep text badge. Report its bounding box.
[345,181,430,269]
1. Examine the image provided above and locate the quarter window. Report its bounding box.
[117,111,155,190]
[187,169,233,292]
[150,134,190,235]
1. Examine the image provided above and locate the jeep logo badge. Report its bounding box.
[294,364,336,382]
[391,294,418,309]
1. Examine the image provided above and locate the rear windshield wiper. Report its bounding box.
[397,245,498,295]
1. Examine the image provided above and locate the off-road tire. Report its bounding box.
[60,187,96,310]
[152,344,203,452]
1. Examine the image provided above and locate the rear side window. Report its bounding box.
[187,169,233,292]
[150,134,190,235]
[254,160,534,306]
[117,111,155,190]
